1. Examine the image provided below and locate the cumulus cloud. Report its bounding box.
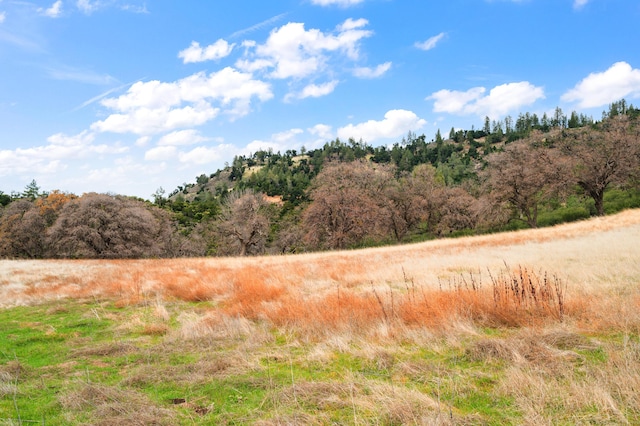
[92,103,220,135]
[39,1,63,18]
[243,129,304,155]
[144,145,177,161]
[286,80,339,102]
[157,129,210,146]
[178,145,235,165]
[429,81,545,117]
[337,109,427,143]
[308,123,333,140]
[0,131,128,177]
[178,40,235,63]
[561,62,640,108]
[311,0,365,6]
[91,68,273,135]
[236,19,373,79]
[415,32,446,51]
[353,62,391,79]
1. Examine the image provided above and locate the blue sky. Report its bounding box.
[1,0,639,199]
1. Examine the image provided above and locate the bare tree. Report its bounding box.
[560,115,640,216]
[47,193,173,258]
[435,186,479,235]
[382,164,442,241]
[216,190,270,256]
[482,133,570,228]
[0,199,47,258]
[302,161,391,250]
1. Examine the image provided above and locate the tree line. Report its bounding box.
[1,101,639,259]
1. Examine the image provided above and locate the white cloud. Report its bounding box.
[39,1,63,18]
[76,0,147,14]
[243,129,305,155]
[145,146,177,161]
[311,0,365,6]
[415,32,446,51]
[76,0,98,14]
[429,81,545,118]
[135,136,151,147]
[561,62,640,108]
[0,131,128,177]
[308,124,333,140]
[92,68,273,135]
[157,129,209,146]
[272,128,304,143]
[286,80,339,102]
[237,19,373,79]
[337,109,427,143]
[178,40,235,64]
[45,64,116,85]
[573,0,589,9]
[229,13,287,39]
[0,11,6,24]
[353,62,391,79]
[91,103,220,135]
[178,145,235,165]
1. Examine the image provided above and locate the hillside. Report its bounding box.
[3,208,639,308]
[1,102,638,260]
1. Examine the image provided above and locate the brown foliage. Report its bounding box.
[216,190,270,256]
[482,132,571,228]
[560,115,640,215]
[302,161,395,249]
[0,199,47,258]
[47,193,174,259]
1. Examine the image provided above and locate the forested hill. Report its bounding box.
[1,101,639,259]
[165,106,600,207]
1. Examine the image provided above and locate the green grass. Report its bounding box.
[1,298,639,424]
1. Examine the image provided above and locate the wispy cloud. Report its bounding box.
[73,80,140,111]
[0,11,6,24]
[415,32,446,51]
[573,0,588,9]
[39,1,63,18]
[310,0,365,7]
[76,0,147,15]
[229,13,287,39]
[353,62,391,79]
[45,64,117,85]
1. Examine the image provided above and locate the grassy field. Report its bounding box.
[1,210,640,424]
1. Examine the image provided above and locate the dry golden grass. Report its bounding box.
[1,209,639,336]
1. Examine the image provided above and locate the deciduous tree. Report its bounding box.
[482,133,570,228]
[302,161,391,250]
[47,193,173,258]
[560,115,640,216]
[216,190,270,256]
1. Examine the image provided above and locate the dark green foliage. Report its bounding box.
[0,191,11,206]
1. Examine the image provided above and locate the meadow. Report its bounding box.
[1,209,640,424]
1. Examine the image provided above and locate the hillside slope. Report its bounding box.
[2,208,639,308]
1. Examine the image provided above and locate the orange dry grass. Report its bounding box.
[1,209,639,334]
[224,267,287,319]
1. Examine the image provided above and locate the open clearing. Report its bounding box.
[1,210,640,424]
